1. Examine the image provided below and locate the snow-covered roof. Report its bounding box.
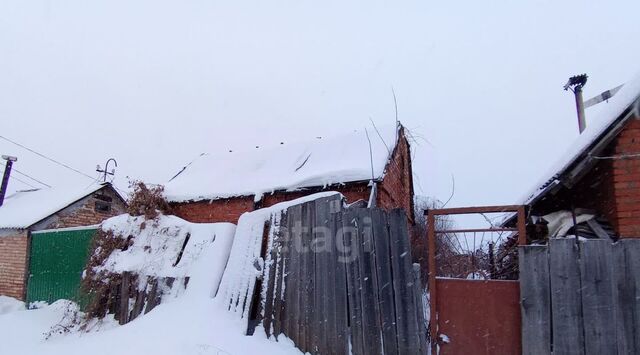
[0,183,110,230]
[519,72,640,206]
[163,125,399,202]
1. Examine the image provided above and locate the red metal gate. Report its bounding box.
[426,206,526,355]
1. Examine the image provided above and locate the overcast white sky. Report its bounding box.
[1,0,639,214]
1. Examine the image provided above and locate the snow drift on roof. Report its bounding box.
[519,72,640,205]
[0,183,106,229]
[163,125,398,202]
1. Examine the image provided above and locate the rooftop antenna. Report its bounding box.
[0,155,18,207]
[564,74,589,133]
[96,158,117,183]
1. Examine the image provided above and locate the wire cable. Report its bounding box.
[0,135,94,180]
[13,169,52,188]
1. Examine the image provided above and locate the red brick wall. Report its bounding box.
[262,183,371,208]
[609,117,640,237]
[377,128,415,224]
[172,197,255,224]
[0,231,29,299]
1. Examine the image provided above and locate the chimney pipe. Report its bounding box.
[564,74,588,134]
[0,155,18,207]
[574,85,586,134]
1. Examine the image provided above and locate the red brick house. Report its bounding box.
[0,183,126,299]
[164,124,415,225]
[514,73,640,239]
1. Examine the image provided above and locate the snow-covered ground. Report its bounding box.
[0,215,303,355]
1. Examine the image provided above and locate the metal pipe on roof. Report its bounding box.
[0,155,18,207]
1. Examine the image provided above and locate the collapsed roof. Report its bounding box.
[163,124,399,202]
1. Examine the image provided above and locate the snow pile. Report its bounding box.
[216,191,342,321]
[164,125,397,202]
[0,295,24,315]
[98,214,235,283]
[0,215,302,355]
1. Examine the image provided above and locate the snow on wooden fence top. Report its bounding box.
[0,183,106,230]
[519,71,640,206]
[163,125,398,202]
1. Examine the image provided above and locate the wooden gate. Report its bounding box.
[519,238,640,354]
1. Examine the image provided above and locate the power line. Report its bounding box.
[13,169,52,188]
[0,135,94,180]
[5,174,38,189]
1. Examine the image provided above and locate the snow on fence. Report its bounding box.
[86,214,235,325]
[519,238,640,355]
[216,193,428,355]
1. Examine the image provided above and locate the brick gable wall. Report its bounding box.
[377,127,415,224]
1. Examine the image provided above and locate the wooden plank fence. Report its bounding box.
[519,238,640,355]
[249,195,427,355]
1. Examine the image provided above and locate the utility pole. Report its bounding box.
[0,155,18,207]
[564,74,589,134]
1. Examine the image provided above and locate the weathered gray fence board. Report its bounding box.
[287,204,302,345]
[332,210,349,355]
[413,263,428,355]
[355,209,383,355]
[300,201,315,352]
[389,209,420,355]
[628,241,640,354]
[549,238,585,355]
[372,209,399,355]
[343,208,365,355]
[313,198,329,355]
[263,218,278,337]
[614,240,640,355]
[579,240,616,355]
[273,212,287,339]
[519,245,551,355]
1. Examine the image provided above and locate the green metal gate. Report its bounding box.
[26,227,96,306]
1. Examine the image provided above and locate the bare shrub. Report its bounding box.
[127,181,172,219]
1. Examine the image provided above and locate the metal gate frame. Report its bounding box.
[426,205,526,354]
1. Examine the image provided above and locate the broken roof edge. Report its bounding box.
[164,122,404,203]
[166,178,377,204]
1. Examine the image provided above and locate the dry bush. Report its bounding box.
[80,229,133,321]
[127,181,172,219]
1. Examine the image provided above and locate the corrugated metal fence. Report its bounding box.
[519,238,640,355]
